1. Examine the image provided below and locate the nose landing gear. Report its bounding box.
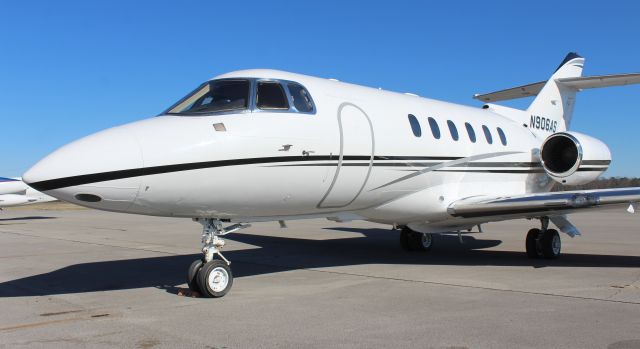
[187,218,250,298]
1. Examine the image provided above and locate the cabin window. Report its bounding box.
[428,117,441,139]
[165,79,250,115]
[482,125,493,144]
[447,120,459,141]
[465,122,476,143]
[257,82,289,110]
[408,114,421,137]
[287,83,314,112]
[497,127,507,145]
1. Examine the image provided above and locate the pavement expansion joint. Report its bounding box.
[234,260,640,306]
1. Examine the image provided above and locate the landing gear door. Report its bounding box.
[317,102,374,208]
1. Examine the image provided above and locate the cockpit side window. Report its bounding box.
[287,83,314,112]
[165,79,250,115]
[257,82,289,110]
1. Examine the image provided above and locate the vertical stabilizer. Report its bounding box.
[526,52,584,138]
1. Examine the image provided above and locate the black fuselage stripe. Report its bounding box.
[27,155,461,191]
[30,156,325,191]
[435,169,546,174]
[577,167,609,172]
[581,160,611,165]
[28,155,603,192]
[373,156,461,161]
[271,161,543,168]
[270,164,548,174]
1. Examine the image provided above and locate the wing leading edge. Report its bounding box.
[447,187,640,219]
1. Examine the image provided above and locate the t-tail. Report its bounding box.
[473,52,640,140]
[526,53,584,137]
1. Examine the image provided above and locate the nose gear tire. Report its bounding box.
[187,259,203,292]
[197,260,233,298]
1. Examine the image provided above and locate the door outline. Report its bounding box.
[317,102,375,209]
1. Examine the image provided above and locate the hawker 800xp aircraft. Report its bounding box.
[24,53,640,297]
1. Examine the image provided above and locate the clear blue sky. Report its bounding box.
[1,0,639,177]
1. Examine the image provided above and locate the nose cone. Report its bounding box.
[24,125,143,212]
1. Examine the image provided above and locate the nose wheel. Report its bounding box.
[187,259,203,292]
[186,218,249,298]
[197,260,233,298]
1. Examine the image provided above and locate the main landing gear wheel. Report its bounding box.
[400,227,433,252]
[399,227,411,251]
[525,228,561,259]
[525,228,542,258]
[197,259,233,298]
[541,229,561,259]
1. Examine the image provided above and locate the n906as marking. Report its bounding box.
[530,115,557,133]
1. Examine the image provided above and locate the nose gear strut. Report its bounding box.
[196,218,250,264]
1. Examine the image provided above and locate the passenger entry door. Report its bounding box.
[317,102,374,208]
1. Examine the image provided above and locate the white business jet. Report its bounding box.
[23,53,640,297]
[0,177,55,208]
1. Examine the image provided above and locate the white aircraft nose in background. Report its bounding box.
[23,124,143,212]
[0,177,56,208]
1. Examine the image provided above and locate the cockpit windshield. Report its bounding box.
[166,79,250,115]
[162,78,316,116]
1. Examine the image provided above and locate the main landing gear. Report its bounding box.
[525,217,561,259]
[187,218,250,298]
[399,226,434,252]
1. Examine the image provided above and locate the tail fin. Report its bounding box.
[474,53,640,139]
[526,52,584,138]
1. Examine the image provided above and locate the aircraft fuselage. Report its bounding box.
[23,70,552,231]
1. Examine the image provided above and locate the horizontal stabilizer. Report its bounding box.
[557,73,640,89]
[473,73,640,103]
[473,81,545,102]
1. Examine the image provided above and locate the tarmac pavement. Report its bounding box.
[0,204,639,348]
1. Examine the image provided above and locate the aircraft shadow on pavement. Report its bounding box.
[1,227,639,297]
[0,216,57,222]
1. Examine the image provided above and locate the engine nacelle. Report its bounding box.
[540,132,611,186]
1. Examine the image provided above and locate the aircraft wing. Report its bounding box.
[447,187,640,219]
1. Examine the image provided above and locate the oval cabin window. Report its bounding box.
[465,122,476,143]
[408,114,421,137]
[497,127,507,146]
[428,117,441,139]
[482,125,493,144]
[447,120,459,141]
